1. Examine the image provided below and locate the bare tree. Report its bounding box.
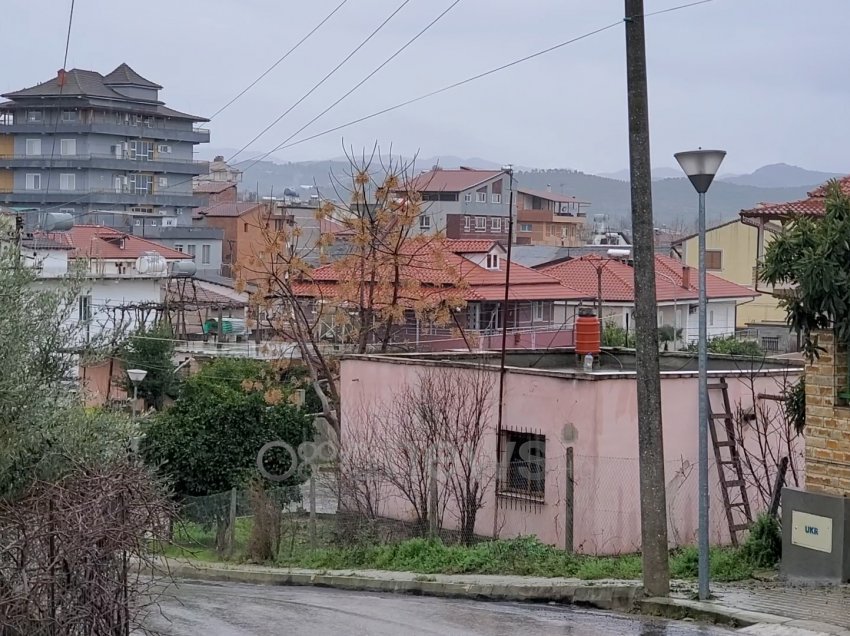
[238,149,467,438]
[732,369,804,510]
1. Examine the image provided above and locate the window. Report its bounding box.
[476,189,487,203]
[78,295,92,323]
[25,139,42,156]
[186,244,196,257]
[709,310,714,326]
[26,110,42,123]
[129,140,154,160]
[130,206,154,214]
[464,192,472,203]
[491,193,502,204]
[61,110,77,122]
[705,250,722,271]
[474,216,486,231]
[244,222,249,233]
[201,244,211,265]
[25,173,41,190]
[419,215,431,230]
[157,144,172,153]
[273,218,284,231]
[174,244,184,253]
[157,176,168,188]
[519,223,533,232]
[533,301,544,321]
[59,139,76,156]
[486,253,499,270]
[490,217,501,231]
[59,174,75,191]
[463,216,471,231]
[128,174,153,194]
[422,192,459,202]
[59,207,74,215]
[500,430,545,499]
[761,336,780,353]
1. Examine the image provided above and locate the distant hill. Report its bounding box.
[598,167,682,181]
[717,163,843,188]
[514,169,811,228]
[234,159,814,229]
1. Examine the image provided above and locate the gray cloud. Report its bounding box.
[3,0,848,174]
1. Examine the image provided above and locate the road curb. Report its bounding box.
[160,559,641,611]
[640,597,850,635]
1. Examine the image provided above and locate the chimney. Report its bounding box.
[681,265,691,289]
[57,68,66,87]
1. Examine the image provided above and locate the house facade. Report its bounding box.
[402,168,513,239]
[139,225,224,274]
[0,65,209,230]
[292,239,590,351]
[515,188,587,247]
[539,254,756,345]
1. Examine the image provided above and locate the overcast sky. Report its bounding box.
[4,0,849,174]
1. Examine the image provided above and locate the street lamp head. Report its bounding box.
[674,149,726,194]
[126,368,147,384]
[501,164,513,174]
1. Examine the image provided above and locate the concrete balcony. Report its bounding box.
[1,190,205,207]
[0,153,207,175]
[0,122,210,143]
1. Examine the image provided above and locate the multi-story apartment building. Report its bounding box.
[401,167,513,239]
[0,65,209,231]
[515,187,588,247]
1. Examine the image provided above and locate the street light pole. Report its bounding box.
[674,149,726,601]
[126,368,148,421]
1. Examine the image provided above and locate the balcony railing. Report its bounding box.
[0,153,206,165]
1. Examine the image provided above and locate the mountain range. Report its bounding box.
[199,149,839,228]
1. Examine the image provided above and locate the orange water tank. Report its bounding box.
[575,309,601,356]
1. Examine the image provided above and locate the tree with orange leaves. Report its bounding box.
[237,149,468,436]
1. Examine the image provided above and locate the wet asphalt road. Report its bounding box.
[145,580,733,635]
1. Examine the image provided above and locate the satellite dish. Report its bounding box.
[44,212,73,232]
[135,251,168,276]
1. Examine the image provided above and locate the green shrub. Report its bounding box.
[740,514,782,569]
[686,335,763,357]
[602,321,628,347]
[784,379,806,435]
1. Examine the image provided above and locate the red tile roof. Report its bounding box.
[740,174,850,221]
[540,254,755,303]
[193,180,238,194]
[444,239,502,254]
[196,202,264,218]
[517,188,589,204]
[292,239,588,306]
[43,225,187,260]
[405,168,504,193]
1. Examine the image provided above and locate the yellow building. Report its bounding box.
[671,218,784,327]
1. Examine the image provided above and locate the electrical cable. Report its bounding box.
[34,0,714,214]
[202,0,350,124]
[228,0,413,164]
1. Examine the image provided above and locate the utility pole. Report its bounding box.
[624,0,670,597]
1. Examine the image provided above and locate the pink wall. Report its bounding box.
[340,357,803,555]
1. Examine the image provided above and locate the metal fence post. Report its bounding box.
[565,447,574,553]
[228,487,237,556]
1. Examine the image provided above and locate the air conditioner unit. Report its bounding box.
[157,144,171,153]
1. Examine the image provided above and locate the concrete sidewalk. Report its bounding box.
[646,582,850,635]
[160,558,849,633]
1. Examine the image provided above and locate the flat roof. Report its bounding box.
[341,348,803,381]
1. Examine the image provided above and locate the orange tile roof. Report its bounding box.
[540,254,755,303]
[193,180,237,194]
[444,239,502,254]
[42,225,187,260]
[293,239,588,306]
[740,174,850,221]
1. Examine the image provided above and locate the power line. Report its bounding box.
[228,0,413,164]
[268,0,715,153]
[43,0,77,199]
[203,0,350,124]
[37,0,714,214]
[241,0,462,172]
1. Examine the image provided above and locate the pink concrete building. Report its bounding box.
[340,350,803,555]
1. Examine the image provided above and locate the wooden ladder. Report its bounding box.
[707,377,753,546]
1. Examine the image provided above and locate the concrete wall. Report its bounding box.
[340,356,802,554]
[804,330,850,496]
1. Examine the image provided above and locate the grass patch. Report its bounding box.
[163,516,766,582]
